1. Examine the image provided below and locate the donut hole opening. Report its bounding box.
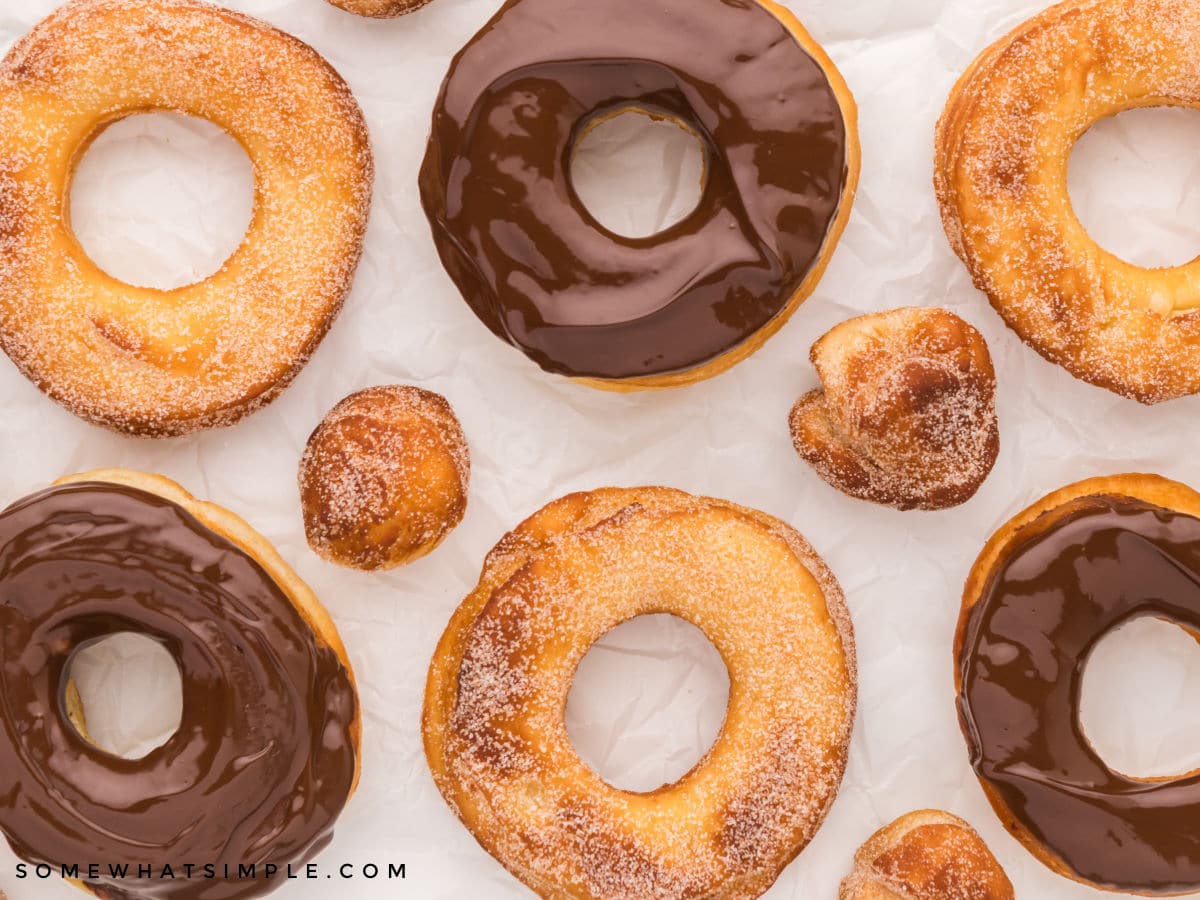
[69,112,255,290]
[1080,617,1200,779]
[565,614,729,793]
[569,108,706,239]
[1069,107,1200,269]
[64,632,184,760]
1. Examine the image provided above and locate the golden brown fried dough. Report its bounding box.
[0,0,372,435]
[936,0,1200,403]
[323,0,432,17]
[840,810,1013,900]
[790,308,998,510]
[423,487,856,898]
[300,386,469,570]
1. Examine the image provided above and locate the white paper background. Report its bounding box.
[2,0,1200,897]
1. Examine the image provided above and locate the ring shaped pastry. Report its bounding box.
[936,0,1200,404]
[424,487,856,898]
[958,473,1200,894]
[0,0,373,436]
[420,0,859,390]
[0,469,360,900]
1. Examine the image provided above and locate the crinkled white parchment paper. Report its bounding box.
[3,0,1200,897]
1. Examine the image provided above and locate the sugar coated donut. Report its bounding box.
[420,0,858,390]
[958,473,1200,893]
[324,0,432,17]
[423,487,856,898]
[936,0,1200,404]
[0,468,359,899]
[0,0,373,436]
[299,385,470,570]
[790,308,999,511]
[839,810,1014,900]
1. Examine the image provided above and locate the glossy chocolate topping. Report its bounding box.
[0,483,357,900]
[958,495,1200,893]
[419,0,848,380]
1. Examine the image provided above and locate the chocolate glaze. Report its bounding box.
[958,495,1200,893]
[0,483,357,900]
[419,0,848,380]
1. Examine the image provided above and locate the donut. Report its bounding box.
[0,468,360,899]
[299,385,470,570]
[0,0,373,436]
[840,810,1014,900]
[957,473,1200,893]
[423,487,856,898]
[323,0,431,17]
[789,308,999,511]
[419,0,859,390]
[935,0,1200,404]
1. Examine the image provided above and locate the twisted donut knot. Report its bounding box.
[300,386,469,570]
[789,308,999,511]
[840,810,1014,900]
[324,0,432,17]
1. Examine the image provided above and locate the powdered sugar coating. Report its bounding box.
[0,0,373,436]
[935,0,1200,404]
[299,385,469,571]
[790,308,999,511]
[423,487,856,899]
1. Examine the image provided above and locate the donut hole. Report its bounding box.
[1080,616,1200,779]
[569,109,706,239]
[69,112,255,290]
[64,632,184,760]
[565,614,729,792]
[1069,107,1200,269]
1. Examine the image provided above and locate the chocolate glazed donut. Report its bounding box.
[0,481,358,900]
[419,0,858,389]
[958,482,1200,894]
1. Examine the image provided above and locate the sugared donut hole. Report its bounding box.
[69,112,255,290]
[1069,107,1200,269]
[1080,617,1200,779]
[565,614,729,792]
[64,632,183,760]
[569,108,706,239]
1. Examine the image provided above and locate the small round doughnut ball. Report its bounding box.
[300,386,469,570]
[323,0,432,18]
